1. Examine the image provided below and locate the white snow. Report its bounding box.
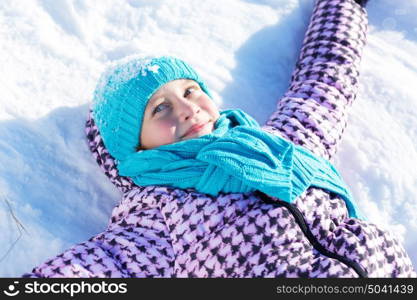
[1,0,416,277]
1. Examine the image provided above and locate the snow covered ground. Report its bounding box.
[1,0,416,277]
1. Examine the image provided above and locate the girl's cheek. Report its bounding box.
[207,103,220,118]
[158,121,176,140]
[199,98,215,111]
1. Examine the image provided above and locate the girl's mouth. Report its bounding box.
[182,122,209,138]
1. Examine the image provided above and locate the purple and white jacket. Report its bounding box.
[23,0,416,278]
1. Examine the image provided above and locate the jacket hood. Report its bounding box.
[85,109,136,194]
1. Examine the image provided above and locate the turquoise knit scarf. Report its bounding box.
[118,109,361,219]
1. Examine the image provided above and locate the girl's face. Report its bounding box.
[140,79,220,150]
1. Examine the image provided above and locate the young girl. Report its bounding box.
[23,0,415,277]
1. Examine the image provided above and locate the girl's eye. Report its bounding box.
[152,103,169,115]
[184,87,198,97]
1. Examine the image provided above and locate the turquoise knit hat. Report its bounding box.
[91,56,212,161]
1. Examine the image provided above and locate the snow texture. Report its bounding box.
[0,0,416,277]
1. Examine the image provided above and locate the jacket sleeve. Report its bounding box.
[22,188,175,278]
[263,0,368,160]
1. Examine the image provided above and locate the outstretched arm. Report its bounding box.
[23,112,176,278]
[263,0,369,160]
[23,189,175,278]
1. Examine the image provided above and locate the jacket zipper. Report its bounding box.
[255,191,368,278]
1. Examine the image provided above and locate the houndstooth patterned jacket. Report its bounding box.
[23,0,416,278]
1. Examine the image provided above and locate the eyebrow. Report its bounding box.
[147,94,163,110]
[146,79,195,111]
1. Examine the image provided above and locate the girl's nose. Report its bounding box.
[177,99,200,121]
